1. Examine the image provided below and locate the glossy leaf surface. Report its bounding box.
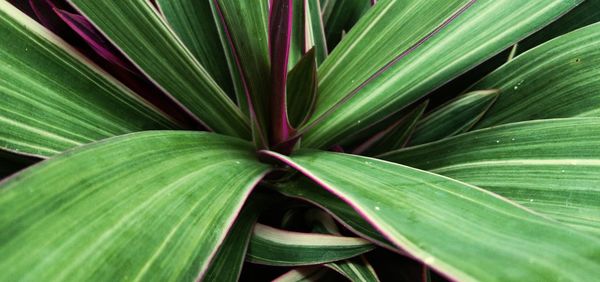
[287,49,318,128]
[0,131,270,281]
[273,267,330,282]
[247,223,374,266]
[383,118,600,234]
[408,90,498,146]
[518,0,600,54]
[157,0,235,97]
[326,256,380,282]
[213,0,270,140]
[473,22,600,128]
[305,0,328,64]
[275,177,396,251]
[70,0,249,137]
[0,2,176,158]
[264,149,600,281]
[203,195,265,282]
[302,0,580,148]
[357,101,427,155]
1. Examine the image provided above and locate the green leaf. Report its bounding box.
[246,223,374,266]
[0,131,270,281]
[305,208,342,235]
[325,256,380,282]
[203,194,266,282]
[70,0,250,138]
[305,0,328,65]
[273,267,331,282]
[289,0,306,69]
[408,90,499,146]
[305,211,381,282]
[0,2,176,157]
[279,207,381,281]
[517,0,600,54]
[302,0,580,148]
[287,49,318,128]
[263,149,600,281]
[274,177,396,251]
[472,22,600,129]
[321,0,370,50]
[382,118,600,235]
[356,100,428,155]
[212,0,271,140]
[156,0,235,98]
[208,0,249,117]
[336,103,423,151]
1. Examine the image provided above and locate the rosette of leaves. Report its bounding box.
[2,0,600,281]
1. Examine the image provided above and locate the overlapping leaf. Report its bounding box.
[0,131,270,281]
[288,0,305,69]
[305,0,328,65]
[517,0,600,54]
[264,149,600,281]
[156,0,235,98]
[246,223,374,266]
[383,118,600,234]
[203,194,266,282]
[472,22,600,128]
[212,0,270,141]
[408,90,498,146]
[0,2,176,157]
[287,49,318,128]
[70,0,249,137]
[302,0,580,148]
[325,256,380,282]
[321,0,370,50]
[354,101,428,155]
[306,210,381,282]
[275,178,396,251]
[274,267,331,281]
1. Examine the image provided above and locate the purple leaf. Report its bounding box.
[28,0,71,34]
[269,0,294,145]
[53,8,134,72]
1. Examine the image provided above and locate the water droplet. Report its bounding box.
[513,86,518,90]
[561,170,565,173]
[495,140,500,143]
[357,120,362,124]
[511,138,516,141]
[235,161,241,164]
[375,206,380,211]
[529,199,534,202]
[364,161,372,165]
